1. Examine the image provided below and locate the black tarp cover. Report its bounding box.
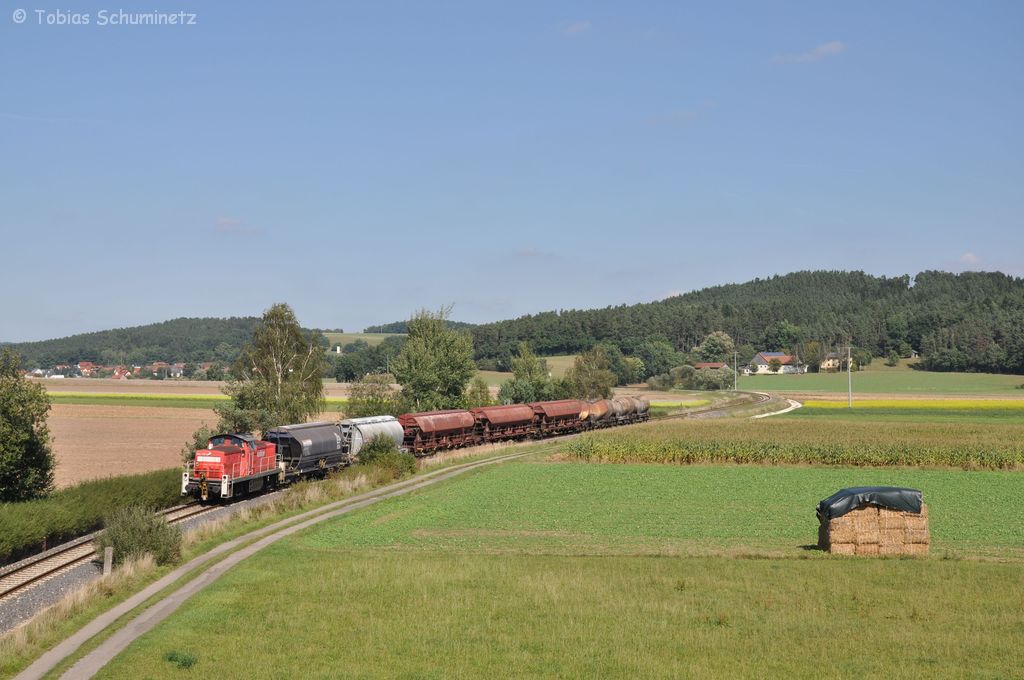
[816,486,923,521]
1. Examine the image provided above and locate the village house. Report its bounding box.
[749,351,806,375]
[821,352,843,371]
[76,361,99,377]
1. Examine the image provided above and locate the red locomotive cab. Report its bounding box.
[184,433,279,500]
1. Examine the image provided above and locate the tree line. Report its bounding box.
[8,317,330,369]
[470,270,1024,375]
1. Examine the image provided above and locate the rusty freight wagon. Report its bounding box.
[399,409,477,454]
[528,399,587,436]
[471,404,537,442]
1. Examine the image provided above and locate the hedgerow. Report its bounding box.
[0,469,180,565]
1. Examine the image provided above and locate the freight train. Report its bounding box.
[182,396,649,501]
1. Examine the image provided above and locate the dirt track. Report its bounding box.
[48,405,217,488]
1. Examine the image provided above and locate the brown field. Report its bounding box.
[47,404,217,488]
[35,378,355,399]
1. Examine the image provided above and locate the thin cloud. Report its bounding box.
[773,41,847,64]
[564,20,592,36]
[960,252,981,265]
[214,217,264,237]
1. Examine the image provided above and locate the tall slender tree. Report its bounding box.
[215,303,327,434]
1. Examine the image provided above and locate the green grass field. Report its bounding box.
[738,365,1024,394]
[790,399,1024,423]
[476,354,578,387]
[95,460,1024,679]
[323,331,405,348]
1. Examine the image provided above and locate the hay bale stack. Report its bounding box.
[819,503,929,555]
[816,487,929,556]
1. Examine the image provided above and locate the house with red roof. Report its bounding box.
[749,351,806,375]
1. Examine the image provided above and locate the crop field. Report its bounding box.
[565,416,1024,469]
[38,378,355,399]
[95,460,1024,679]
[738,366,1024,395]
[47,404,216,487]
[323,331,405,347]
[46,392,349,412]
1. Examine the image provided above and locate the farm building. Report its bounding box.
[820,352,843,371]
[749,351,806,374]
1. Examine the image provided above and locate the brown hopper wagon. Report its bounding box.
[470,404,537,442]
[528,399,587,435]
[398,410,477,453]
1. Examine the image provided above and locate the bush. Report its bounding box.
[357,434,416,479]
[95,505,182,566]
[0,469,181,565]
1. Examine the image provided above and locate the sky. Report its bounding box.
[1,1,1022,342]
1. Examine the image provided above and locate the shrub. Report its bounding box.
[0,469,181,565]
[95,505,182,566]
[164,651,198,669]
[357,434,416,479]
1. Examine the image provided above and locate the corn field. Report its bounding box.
[564,418,1024,470]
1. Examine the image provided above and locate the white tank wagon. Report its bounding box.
[340,415,406,458]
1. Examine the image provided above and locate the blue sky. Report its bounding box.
[2,1,1021,342]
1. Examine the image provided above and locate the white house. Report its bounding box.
[749,351,806,375]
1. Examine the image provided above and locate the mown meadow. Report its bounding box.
[94,458,1024,679]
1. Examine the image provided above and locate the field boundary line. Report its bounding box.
[16,451,525,680]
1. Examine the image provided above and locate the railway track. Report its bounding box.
[0,503,220,603]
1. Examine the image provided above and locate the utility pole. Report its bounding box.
[847,344,853,408]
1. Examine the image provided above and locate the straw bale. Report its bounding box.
[879,544,909,556]
[903,543,929,556]
[905,529,930,544]
[829,543,856,555]
[880,529,905,545]
[855,530,880,544]
[879,516,906,530]
[855,543,880,556]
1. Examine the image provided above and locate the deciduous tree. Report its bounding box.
[0,350,54,501]
[392,307,476,411]
[215,303,327,434]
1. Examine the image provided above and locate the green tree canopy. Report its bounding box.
[697,331,735,362]
[214,303,327,434]
[466,377,494,408]
[392,308,476,411]
[346,373,406,418]
[562,346,616,399]
[497,342,557,404]
[0,350,55,501]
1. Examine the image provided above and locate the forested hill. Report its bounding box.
[363,320,474,333]
[471,271,1024,374]
[9,317,321,368]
